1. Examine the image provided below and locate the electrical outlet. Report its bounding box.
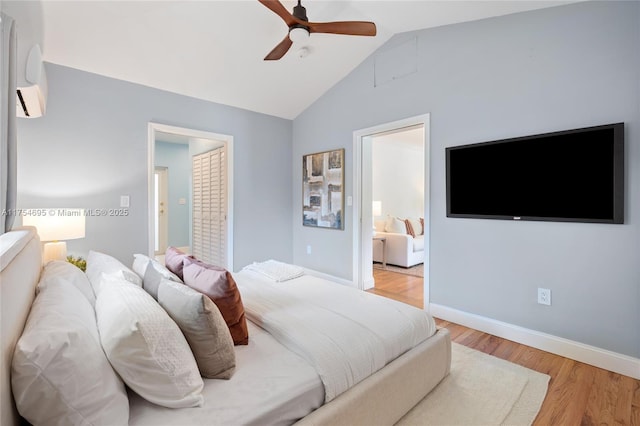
[306,245,312,255]
[537,288,551,306]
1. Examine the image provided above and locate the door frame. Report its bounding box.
[154,166,169,255]
[352,113,431,308]
[147,122,234,271]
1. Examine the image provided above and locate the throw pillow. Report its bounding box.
[165,246,194,280]
[182,258,249,345]
[158,278,236,379]
[86,250,142,296]
[133,253,183,300]
[37,260,96,306]
[12,279,129,425]
[385,216,407,234]
[409,218,422,236]
[404,219,416,237]
[420,217,424,235]
[96,275,204,408]
[131,253,151,279]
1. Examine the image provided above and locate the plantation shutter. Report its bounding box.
[192,146,226,267]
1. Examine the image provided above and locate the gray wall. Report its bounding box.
[292,1,640,358]
[17,63,293,270]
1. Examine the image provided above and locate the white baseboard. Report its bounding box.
[302,268,356,288]
[430,303,640,380]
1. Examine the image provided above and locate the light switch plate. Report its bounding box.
[120,195,130,208]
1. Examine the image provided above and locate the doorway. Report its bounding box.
[352,114,431,309]
[147,123,235,271]
[154,167,168,255]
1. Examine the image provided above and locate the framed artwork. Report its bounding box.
[302,148,344,230]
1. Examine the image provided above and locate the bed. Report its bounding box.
[1,227,451,426]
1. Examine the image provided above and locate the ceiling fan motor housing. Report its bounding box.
[293,2,308,22]
[290,2,309,39]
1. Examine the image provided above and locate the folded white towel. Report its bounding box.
[242,260,304,282]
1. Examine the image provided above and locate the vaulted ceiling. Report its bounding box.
[38,1,575,119]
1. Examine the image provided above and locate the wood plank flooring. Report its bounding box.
[368,269,640,426]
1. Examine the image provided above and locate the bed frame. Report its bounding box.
[0,227,451,426]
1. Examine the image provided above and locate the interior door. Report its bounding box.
[154,167,169,255]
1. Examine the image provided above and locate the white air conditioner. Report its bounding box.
[16,44,47,118]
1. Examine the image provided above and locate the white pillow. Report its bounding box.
[96,275,204,408]
[37,260,96,306]
[409,218,422,236]
[86,250,142,295]
[12,280,129,425]
[384,216,407,234]
[132,253,151,278]
[158,278,236,379]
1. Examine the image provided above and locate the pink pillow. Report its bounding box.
[164,247,194,280]
[182,258,248,345]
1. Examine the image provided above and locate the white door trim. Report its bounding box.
[147,122,234,271]
[352,114,431,308]
[154,167,169,254]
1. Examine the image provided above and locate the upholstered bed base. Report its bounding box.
[295,327,450,426]
[1,227,41,426]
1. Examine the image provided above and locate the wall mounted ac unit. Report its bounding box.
[16,44,47,118]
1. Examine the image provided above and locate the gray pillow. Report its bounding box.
[142,259,182,300]
[157,279,236,379]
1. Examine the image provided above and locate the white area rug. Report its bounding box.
[374,262,424,277]
[396,343,550,425]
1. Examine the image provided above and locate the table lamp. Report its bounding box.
[23,209,85,263]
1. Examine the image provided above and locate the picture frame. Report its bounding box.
[302,148,345,230]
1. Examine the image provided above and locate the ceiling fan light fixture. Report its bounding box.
[289,27,310,43]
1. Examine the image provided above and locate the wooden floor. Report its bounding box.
[368,269,640,426]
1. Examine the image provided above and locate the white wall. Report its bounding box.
[372,132,424,221]
[292,1,640,359]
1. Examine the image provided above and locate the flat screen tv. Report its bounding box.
[446,123,624,224]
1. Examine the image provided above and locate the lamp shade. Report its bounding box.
[372,201,382,217]
[23,209,85,242]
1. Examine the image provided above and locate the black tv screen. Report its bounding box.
[446,123,624,224]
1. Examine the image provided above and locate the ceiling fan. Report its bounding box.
[258,0,377,60]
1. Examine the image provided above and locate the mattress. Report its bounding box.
[128,321,324,426]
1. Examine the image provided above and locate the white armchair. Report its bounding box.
[373,232,424,268]
[372,217,424,268]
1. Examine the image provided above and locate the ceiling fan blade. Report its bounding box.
[308,21,377,37]
[264,35,293,60]
[258,0,299,27]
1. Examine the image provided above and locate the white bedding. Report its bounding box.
[128,321,324,426]
[242,259,305,282]
[233,270,437,402]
